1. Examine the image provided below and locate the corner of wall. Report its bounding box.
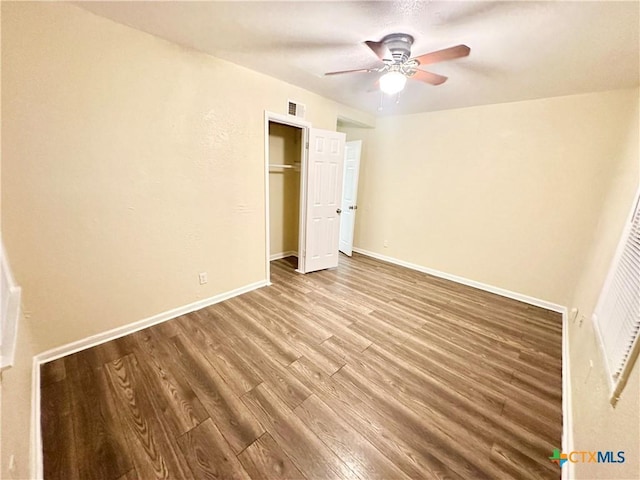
[563,88,639,480]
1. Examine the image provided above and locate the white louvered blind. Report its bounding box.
[594,191,640,401]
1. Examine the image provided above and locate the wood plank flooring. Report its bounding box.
[40,254,562,479]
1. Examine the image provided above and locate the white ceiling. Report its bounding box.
[78,1,640,116]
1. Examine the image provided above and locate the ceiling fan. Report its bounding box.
[325,33,470,95]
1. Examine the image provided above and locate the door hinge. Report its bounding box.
[305,142,309,149]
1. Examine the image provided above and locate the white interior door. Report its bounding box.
[339,141,362,256]
[303,128,345,273]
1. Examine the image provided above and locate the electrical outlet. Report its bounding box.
[383,240,389,248]
[198,272,208,285]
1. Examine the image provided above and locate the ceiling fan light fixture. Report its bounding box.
[379,71,407,95]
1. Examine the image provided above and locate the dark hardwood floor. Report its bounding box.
[40,254,562,479]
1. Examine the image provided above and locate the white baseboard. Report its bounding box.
[353,247,572,473]
[30,355,41,480]
[270,251,298,261]
[30,278,267,479]
[29,250,572,478]
[562,309,574,480]
[353,247,572,475]
[35,280,267,364]
[352,247,565,313]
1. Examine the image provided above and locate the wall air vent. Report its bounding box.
[287,100,306,119]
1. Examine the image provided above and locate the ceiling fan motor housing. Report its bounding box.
[382,33,414,63]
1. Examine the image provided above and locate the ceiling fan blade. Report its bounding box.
[325,67,375,76]
[410,70,448,86]
[364,40,390,60]
[412,44,470,66]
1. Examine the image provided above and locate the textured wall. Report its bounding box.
[567,90,639,480]
[352,89,639,307]
[345,89,640,479]
[0,3,372,476]
[4,4,637,479]
[1,1,372,352]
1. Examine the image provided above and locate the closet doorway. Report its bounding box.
[264,112,346,283]
[267,120,304,269]
[265,113,309,282]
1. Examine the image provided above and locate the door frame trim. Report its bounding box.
[264,111,311,282]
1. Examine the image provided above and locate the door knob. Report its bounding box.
[336,208,342,214]
[348,205,358,210]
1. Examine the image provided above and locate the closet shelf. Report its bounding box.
[269,163,300,171]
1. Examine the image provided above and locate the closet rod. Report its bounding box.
[269,164,300,170]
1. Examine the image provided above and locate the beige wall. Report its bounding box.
[1,1,372,352]
[0,2,372,476]
[353,89,639,307]
[3,3,638,479]
[349,89,640,478]
[566,90,639,479]
[269,123,301,257]
[0,313,37,479]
